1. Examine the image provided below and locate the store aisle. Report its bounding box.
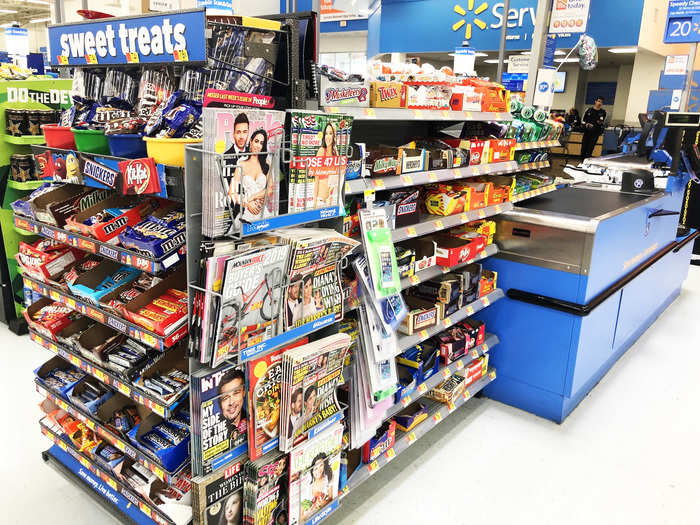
[3,268,699,525]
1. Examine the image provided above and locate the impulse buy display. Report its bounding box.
[22,9,565,525]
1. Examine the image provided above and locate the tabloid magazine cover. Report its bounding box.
[276,229,360,332]
[203,106,285,237]
[288,111,353,213]
[243,451,289,525]
[192,458,247,525]
[193,363,248,476]
[280,333,351,452]
[247,337,309,461]
[211,244,290,367]
[288,423,343,525]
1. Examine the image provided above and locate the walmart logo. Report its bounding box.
[452,1,489,40]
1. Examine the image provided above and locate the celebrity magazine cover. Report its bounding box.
[193,363,249,476]
[243,451,289,525]
[280,333,350,452]
[288,111,352,213]
[212,244,290,367]
[288,423,343,525]
[192,458,247,525]
[203,107,285,237]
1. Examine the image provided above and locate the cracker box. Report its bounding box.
[320,77,369,107]
[370,81,406,108]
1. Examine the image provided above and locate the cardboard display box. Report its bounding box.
[320,77,369,107]
[370,81,406,108]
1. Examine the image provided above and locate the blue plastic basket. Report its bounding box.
[107,133,147,159]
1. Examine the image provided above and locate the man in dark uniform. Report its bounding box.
[581,96,607,158]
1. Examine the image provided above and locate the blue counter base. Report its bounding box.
[483,287,681,423]
[43,445,156,525]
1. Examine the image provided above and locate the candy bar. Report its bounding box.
[97,444,122,462]
[141,431,171,451]
[154,423,186,445]
[144,377,173,396]
[168,414,189,431]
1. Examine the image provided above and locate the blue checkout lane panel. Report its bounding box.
[46,445,156,525]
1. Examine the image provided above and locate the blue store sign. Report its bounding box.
[48,8,207,66]
[368,0,645,55]
[664,0,700,44]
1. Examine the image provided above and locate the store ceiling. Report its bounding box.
[0,1,50,26]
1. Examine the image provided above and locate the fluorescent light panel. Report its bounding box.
[555,58,580,63]
[608,47,637,54]
[26,0,50,4]
[0,9,17,13]
[483,59,508,64]
[30,17,51,23]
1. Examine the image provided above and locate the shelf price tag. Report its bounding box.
[433,220,444,230]
[441,368,451,379]
[93,369,107,382]
[364,108,376,118]
[413,109,423,118]
[447,401,456,413]
[84,418,95,430]
[65,298,76,310]
[417,383,427,394]
[69,355,80,367]
[49,290,60,301]
[326,106,339,113]
[141,332,157,347]
[418,329,429,339]
[406,431,417,445]
[478,210,486,219]
[368,460,380,475]
[409,274,420,285]
[401,395,412,407]
[344,182,351,194]
[495,205,502,214]
[466,305,474,315]
[460,213,469,224]
[428,172,438,182]
[433,412,442,424]
[456,360,464,370]
[463,390,471,400]
[385,448,396,461]
[106,478,117,490]
[153,466,165,481]
[489,370,497,379]
[58,440,68,451]
[464,111,473,119]
[126,52,139,63]
[173,49,189,61]
[79,457,91,469]
[495,113,502,120]
[401,175,413,186]
[57,55,69,65]
[117,382,131,396]
[406,227,417,238]
[482,296,491,307]
[372,179,385,190]
[84,53,98,64]
[114,440,126,452]
[471,349,479,358]
[482,343,489,352]
[152,404,166,418]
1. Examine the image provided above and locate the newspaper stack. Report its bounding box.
[279,333,351,452]
[202,107,285,238]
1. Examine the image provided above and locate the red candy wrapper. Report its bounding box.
[119,158,162,195]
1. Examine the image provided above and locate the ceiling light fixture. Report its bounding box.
[0,21,18,27]
[26,0,50,4]
[554,58,580,63]
[475,52,488,57]
[483,59,508,64]
[555,50,566,56]
[0,9,17,13]
[30,17,51,23]
[608,47,638,54]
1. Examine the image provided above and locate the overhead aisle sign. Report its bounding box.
[664,1,700,43]
[48,9,207,66]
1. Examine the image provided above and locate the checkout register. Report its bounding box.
[476,112,699,422]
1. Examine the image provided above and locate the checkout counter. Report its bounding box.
[477,113,698,423]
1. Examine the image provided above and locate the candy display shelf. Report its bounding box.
[323,107,512,122]
[39,419,179,525]
[387,333,498,419]
[397,289,504,352]
[30,330,187,418]
[23,274,186,350]
[13,214,184,274]
[342,369,496,494]
[514,140,560,151]
[35,380,188,484]
[399,244,499,290]
[392,203,514,242]
[511,183,559,203]
[344,161,519,195]
[4,135,46,145]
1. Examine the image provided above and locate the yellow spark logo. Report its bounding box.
[453,1,489,40]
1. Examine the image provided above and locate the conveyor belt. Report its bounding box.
[517,186,653,219]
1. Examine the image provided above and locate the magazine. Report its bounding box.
[288,111,352,213]
[192,363,249,476]
[192,458,247,525]
[243,451,289,525]
[202,106,286,237]
[246,337,308,461]
[288,423,343,525]
[272,229,359,332]
[280,333,351,452]
[211,244,290,367]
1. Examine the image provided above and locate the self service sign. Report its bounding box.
[664,1,700,43]
[48,9,207,66]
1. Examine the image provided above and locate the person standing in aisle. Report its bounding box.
[581,97,607,158]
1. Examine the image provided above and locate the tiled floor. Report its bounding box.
[3,268,699,525]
